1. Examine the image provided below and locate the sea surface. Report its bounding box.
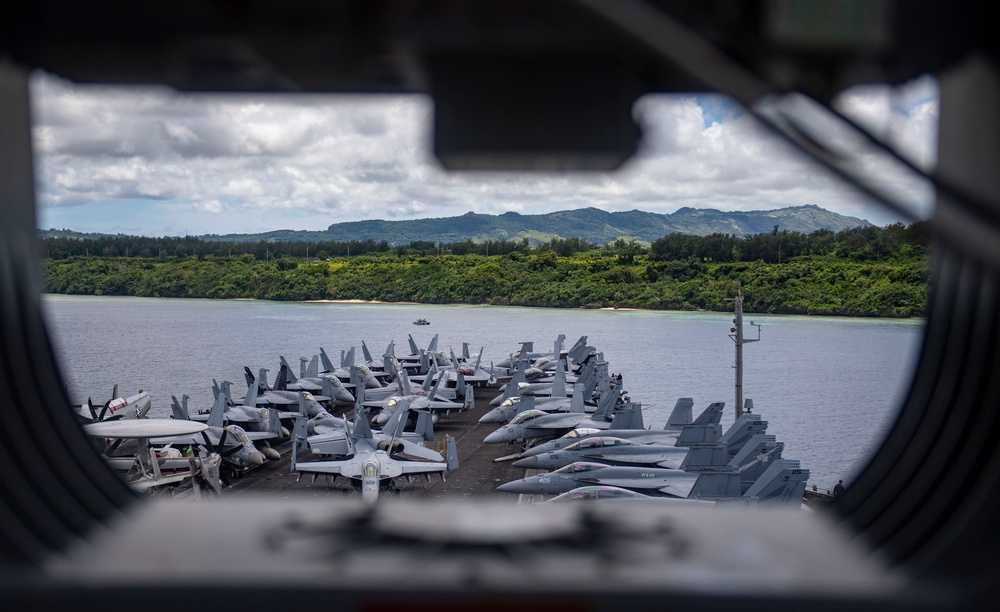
[41,294,923,491]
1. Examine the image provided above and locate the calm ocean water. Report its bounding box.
[41,294,923,491]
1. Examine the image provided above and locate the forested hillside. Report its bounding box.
[41,224,930,317]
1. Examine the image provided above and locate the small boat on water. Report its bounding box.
[413,318,430,325]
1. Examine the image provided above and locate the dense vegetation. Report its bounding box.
[41,224,931,317]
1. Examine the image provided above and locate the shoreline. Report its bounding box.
[41,292,927,321]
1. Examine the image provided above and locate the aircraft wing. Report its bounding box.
[526,415,602,430]
[587,452,686,468]
[294,457,354,478]
[306,431,351,456]
[85,419,208,439]
[244,431,279,441]
[579,476,682,491]
[379,459,448,479]
[656,477,699,499]
[393,438,444,462]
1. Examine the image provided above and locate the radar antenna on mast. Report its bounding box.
[726,283,761,421]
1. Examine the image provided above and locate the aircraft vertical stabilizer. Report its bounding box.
[665,398,694,429]
[680,443,729,472]
[206,390,227,428]
[719,414,769,459]
[446,435,459,471]
[170,395,190,421]
[743,460,809,505]
[688,468,742,499]
[319,348,336,373]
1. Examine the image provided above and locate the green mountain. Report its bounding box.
[43,205,872,245]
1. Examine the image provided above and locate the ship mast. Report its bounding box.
[727,284,761,421]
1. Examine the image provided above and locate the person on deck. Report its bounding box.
[833,480,846,498]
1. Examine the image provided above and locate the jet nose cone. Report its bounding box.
[479,411,501,424]
[338,391,355,403]
[497,480,527,493]
[484,430,505,444]
[512,456,538,469]
[489,395,504,406]
[518,445,545,458]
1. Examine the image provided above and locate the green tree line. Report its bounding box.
[41,223,930,318]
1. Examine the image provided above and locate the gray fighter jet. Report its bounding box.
[153,386,279,472]
[319,346,384,389]
[366,364,473,425]
[514,400,726,459]
[501,435,784,495]
[546,459,810,506]
[483,388,640,444]
[513,410,770,471]
[276,356,356,404]
[292,396,458,505]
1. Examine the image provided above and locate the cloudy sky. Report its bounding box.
[30,71,939,237]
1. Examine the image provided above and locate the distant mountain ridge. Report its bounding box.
[44,205,872,245]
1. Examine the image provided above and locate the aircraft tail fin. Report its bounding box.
[382,401,411,439]
[343,346,356,368]
[692,402,726,426]
[720,414,769,459]
[170,395,190,421]
[419,350,430,374]
[211,379,221,401]
[743,460,809,505]
[569,381,585,413]
[421,365,436,394]
[427,369,445,401]
[407,334,419,356]
[319,347,336,373]
[220,381,234,406]
[428,334,439,353]
[257,368,270,392]
[688,468,742,500]
[553,334,566,358]
[385,340,395,358]
[280,356,298,384]
[550,358,567,398]
[206,388,227,428]
[321,377,337,403]
[242,377,259,409]
[306,355,319,379]
[591,386,619,420]
[680,443,730,472]
[610,402,644,429]
[675,423,722,447]
[397,365,413,395]
[275,363,289,391]
[519,341,534,357]
[665,398,694,429]
[474,347,484,373]
[265,404,282,437]
[463,384,474,411]
[292,393,310,456]
[352,404,374,441]
[415,410,435,442]
[456,369,466,396]
[243,366,255,390]
[446,435,459,471]
[731,435,783,493]
[361,341,374,364]
[463,343,471,360]
[566,335,589,364]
